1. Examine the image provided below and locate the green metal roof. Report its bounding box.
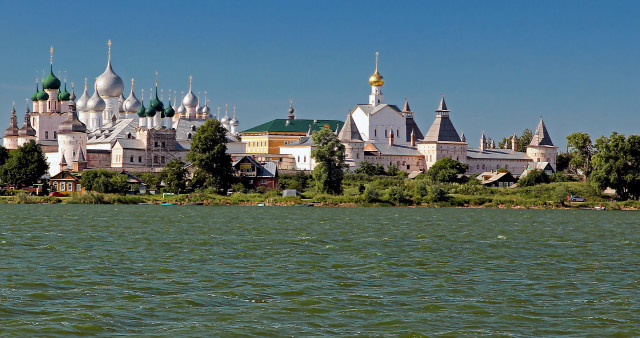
[241,119,344,134]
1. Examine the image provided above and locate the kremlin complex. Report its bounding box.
[2,43,557,180]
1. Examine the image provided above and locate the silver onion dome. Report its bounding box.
[220,114,229,124]
[85,84,106,111]
[76,85,90,111]
[182,89,198,107]
[177,104,186,116]
[202,104,211,115]
[96,43,124,98]
[118,93,125,112]
[231,117,239,127]
[123,88,141,113]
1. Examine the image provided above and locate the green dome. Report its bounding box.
[164,103,175,118]
[137,101,146,117]
[150,87,164,112]
[58,83,70,101]
[36,83,49,101]
[43,65,61,90]
[31,82,39,102]
[145,105,156,117]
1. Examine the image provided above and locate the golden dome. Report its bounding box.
[369,70,384,86]
[369,51,384,86]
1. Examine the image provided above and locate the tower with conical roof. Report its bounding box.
[57,100,87,172]
[3,103,20,149]
[526,116,557,170]
[417,95,468,169]
[338,112,365,167]
[369,52,384,106]
[17,105,37,146]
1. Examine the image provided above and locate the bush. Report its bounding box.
[425,185,447,203]
[386,186,409,205]
[550,172,574,182]
[363,185,380,203]
[518,169,550,187]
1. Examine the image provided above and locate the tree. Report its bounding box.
[590,132,640,200]
[355,161,385,176]
[566,132,593,176]
[0,145,8,166]
[186,119,234,193]
[518,169,550,187]
[311,127,347,194]
[137,172,160,189]
[498,128,533,152]
[0,140,48,188]
[160,158,188,193]
[80,169,129,194]
[426,158,468,183]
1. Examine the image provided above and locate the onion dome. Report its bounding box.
[177,103,186,116]
[76,81,90,111]
[164,100,175,118]
[37,82,49,101]
[196,104,203,115]
[96,40,124,98]
[4,104,19,137]
[182,76,198,107]
[58,83,71,101]
[137,99,146,117]
[145,104,156,117]
[123,86,142,113]
[202,103,211,115]
[150,85,164,112]
[85,84,106,111]
[31,80,40,102]
[18,109,36,136]
[118,93,125,112]
[368,52,384,87]
[58,101,87,133]
[69,84,76,101]
[43,65,61,90]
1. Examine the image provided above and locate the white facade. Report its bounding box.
[351,105,409,145]
[279,144,315,170]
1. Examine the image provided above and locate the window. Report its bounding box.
[161,156,165,163]
[60,183,66,191]
[374,129,377,137]
[45,131,49,139]
[187,133,192,140]
[191,125,196,131]
[76,184,82,191]
[356,153,359,159]
[54,131,57,139]
[138,156,142,163]
[154,141,159,147]
[385,129,388,138]
[261,179,267,185]
[162,142,165,148]
[53,182,58,191]
[154,156,158,163]
[130,156,134,162]
[68,183,73,191]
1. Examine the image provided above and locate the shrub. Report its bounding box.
[518,169,550,187]
[363,185,380,203]
[425,185,447,203]
[386,186,409,205]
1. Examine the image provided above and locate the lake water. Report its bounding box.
[1,205,638,336]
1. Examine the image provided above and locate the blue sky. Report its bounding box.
[1,0,639,149]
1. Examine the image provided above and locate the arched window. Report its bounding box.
[138,156,142,163]
[187,133,192,140]
[54,131,57,139]
[45,131,49,139]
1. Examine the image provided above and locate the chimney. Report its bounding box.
[410,129,415,147]
[389,128,394,146]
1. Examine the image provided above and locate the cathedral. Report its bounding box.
[3,42,243,176]
[335,53,558,175]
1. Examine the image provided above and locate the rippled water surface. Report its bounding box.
[1,205,639,336]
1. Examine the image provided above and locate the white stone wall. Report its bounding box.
[3,136,18,149]
[58,132,87,170]
[418,142,468,169]
[351,106,408,145]
[44,151,62,176]
[33,113,67,143]
[526,146,558,171]
[344,142,365,167]
[467,158,530,175]
[363,154,424,172]
[279,146,315,170]
[87,112,102,131]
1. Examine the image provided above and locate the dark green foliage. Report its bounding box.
[550,172,574,182]
[590,132,640,200]
[137,172,160,189]
[160,158,188,193]
[0,140,48,188]
[279,171,309,191]
[426,158,469,183]
[0,145,9,166]
[386,164,400,176]
[497,168,510,174]
[518,169,550,187]
[566,132,593,175]
[80,169,129,194]
[311,128,347,195]
[386,186,409,204]
[354,161,386,176]
[414,180,447,203]
[186,119,234,193]
[556,152,571,172]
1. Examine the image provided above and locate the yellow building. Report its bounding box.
[240,105,343,159]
